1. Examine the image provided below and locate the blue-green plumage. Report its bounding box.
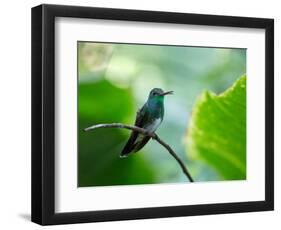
[121,88,173,157]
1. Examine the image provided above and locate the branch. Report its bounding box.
[84,123,194,182]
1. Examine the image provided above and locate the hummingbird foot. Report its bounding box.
[144,131,156,139]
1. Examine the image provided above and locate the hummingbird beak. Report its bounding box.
[160,91,173,96]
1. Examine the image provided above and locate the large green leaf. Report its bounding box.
[186,75,246,180]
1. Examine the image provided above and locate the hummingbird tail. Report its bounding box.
[120,142,135,158]
[120,130,139,157]
[120,136,151,158]
[132,136,150,153]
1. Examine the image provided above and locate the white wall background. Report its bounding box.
[0,0,279,229]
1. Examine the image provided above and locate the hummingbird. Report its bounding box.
[120,88,173,158]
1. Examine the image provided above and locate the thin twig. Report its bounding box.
[84,123,194,182]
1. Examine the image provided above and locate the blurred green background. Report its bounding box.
[78,42,246,187]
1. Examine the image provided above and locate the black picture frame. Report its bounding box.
[31,4,274,225]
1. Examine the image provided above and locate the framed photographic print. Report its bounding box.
[31,4,274,225]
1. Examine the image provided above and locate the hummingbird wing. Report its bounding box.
[120,104,150,157]
[132,136,151,153]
